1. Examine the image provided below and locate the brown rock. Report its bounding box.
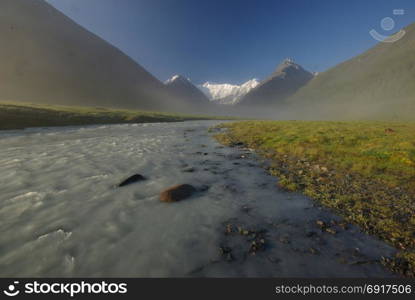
[160,184,196,202]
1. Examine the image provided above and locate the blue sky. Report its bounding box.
[46,0,414,85]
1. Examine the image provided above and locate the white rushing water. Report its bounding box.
[0,121,396,277]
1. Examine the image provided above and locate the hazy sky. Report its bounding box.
[46,0,414,84]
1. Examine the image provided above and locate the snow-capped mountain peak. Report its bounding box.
[199,79,260,105]
[165,74,190,85]
[164,74,210,103]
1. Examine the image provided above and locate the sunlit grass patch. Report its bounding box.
[215,120,415,277]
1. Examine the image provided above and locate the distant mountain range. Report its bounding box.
[162,60,314,112]
[198,23,415,121]
[199,79,259,105]
[193,59,314,110]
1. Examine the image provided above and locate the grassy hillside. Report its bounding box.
[0,102,230,130]
[215,121,415,276]
[0,0,193,113]
[283,22,415,120]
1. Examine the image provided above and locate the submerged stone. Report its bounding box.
[118,174,146,187]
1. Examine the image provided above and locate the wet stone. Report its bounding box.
[160,184,196,202]
[118,174,146,187]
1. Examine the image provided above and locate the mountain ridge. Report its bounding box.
[237,59,314,108]
[200,79,260,105]
[165,75,210,105]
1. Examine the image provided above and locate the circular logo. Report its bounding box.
[380,17,395,31]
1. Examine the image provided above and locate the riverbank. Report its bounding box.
[0,101,231,130]
[214,121,415,277]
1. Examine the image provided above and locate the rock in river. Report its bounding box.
[118,174,146,187]
[160,184,196,202]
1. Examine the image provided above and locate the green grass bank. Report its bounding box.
[215,120,415,277]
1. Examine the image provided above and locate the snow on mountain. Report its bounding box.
[199,79,260,105]
[165,74,191,85]
[165,75,181,84]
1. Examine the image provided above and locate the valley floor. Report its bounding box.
[0,121,396,277]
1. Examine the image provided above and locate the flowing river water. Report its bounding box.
[0,121,396,277]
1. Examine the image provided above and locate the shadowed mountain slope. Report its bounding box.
[0,0,190,112]
[165,75,210,104]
